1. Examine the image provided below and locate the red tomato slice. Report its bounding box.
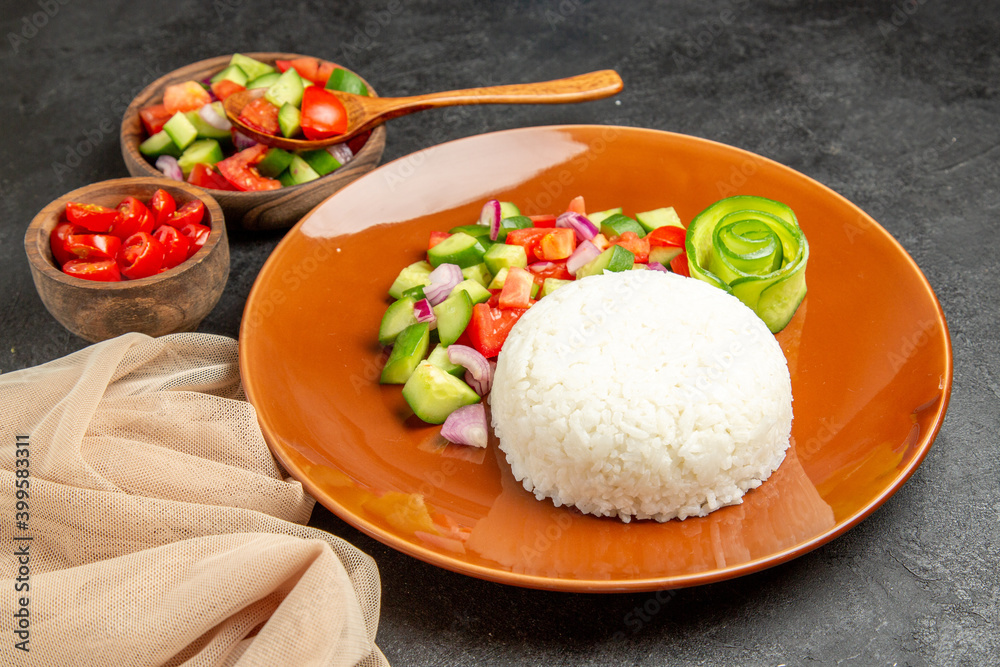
[529,214,557,228]
[65,202,119,232]
[165,200,206,229]
[238,98,281,136]
[118,232,165,279]
[538,228,576,261]
[498,267,534,309]
[50,222,87,266]
[111,196,153,240]
[67,234,122,262]
[275,59,293,73]
[139,104,173,135]
[178,223,211,259]
[284,57,339,86]
[566,195,586,215]
[670,251,690,277]
[612,231,649,263]
[315,60,338,86]
[504,228,550,262]
[528,260,573,283]
[187,163,238,190]
[210,79,246,102]
[62,259,122,282]
[216,145,281,192]
[428,230,451,249]
[646,225,686,247]
[465,303,528,358]
[300,87,348,140]
[163,81,212,115]
[150,189,176,226]
[152,225,191,269]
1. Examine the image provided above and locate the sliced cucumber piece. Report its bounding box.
[427,232,487,268]
[300,149,342,176]
[378,297,417,346]
[488,267,508,290]
[380,322,430,384]
[326,68,368,96]
[587,207,623,225]
[498,201,521,219]
[176,139,224,175]
[185,105,231,139]
[402,361,480,424]
[461,263,493,287]
[264,68,305,109]
[576,245,635,278]
[599,213,646,239]
[247,72,281,89]
[162,112,199,151]
[541,277,573,297]
[278,102,301,138]
[211,64,248,86]
[636,206,683,233]
[649,245,683,266]
[388,261,434,299]
[286,155,320,185]
[483,243,527,275]
[138,130,181,157]
[427,345,466,378]
[496,215,532,242]
[452,279,491,305]
[229,54,275,82]
[432,290,473,346]
[256,147,294,178]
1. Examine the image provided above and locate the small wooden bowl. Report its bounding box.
[25,177,229,343]
[121,52,386,231]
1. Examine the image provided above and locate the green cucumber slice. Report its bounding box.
[326,68,368,96]
[162,112,198,151]
[402,361,480,424]
[427,232,487,268]
[380,322,430,384]
[460,263,493,287]
[247,72,281,89]
[211,64,248,86]
[378,297,417,346]
[427,344,466,378]
[264,68,305,109]
[278,102,301,138]
[184,105,232,139]
[483,243,527,275]
[285,155,320,185]
[636,206,683,233]
[452,279,491,305]
[388,261,434,299]
[300,149,342,176]
[541,277,573,297]
[587,207,623,225]
[599,213,646,239]
[496,215,532,241]
[228,54,275,82]
[138,130,181,157]
[576,245,635,278]
[256,148,294,178]
[176,139,224,175]
[499,201,520,219]
[432,290,473,346]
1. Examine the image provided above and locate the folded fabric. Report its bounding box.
[0,333,387,667]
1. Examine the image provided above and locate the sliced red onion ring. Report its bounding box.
[566,239,601,274]
[231,130,257,152]
[440,403,488,448]
[448,344,493,396]
[326,143,354,165]
[556,211,598,241]
[424,263,463,305]
[647,261,669,273]
[155,155,184,181]
[198,103,231,131]
[413,298,436,324]
[480,199,502,240]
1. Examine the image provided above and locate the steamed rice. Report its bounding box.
[489,270,792,522]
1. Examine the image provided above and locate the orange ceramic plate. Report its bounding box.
[239,125,952,592]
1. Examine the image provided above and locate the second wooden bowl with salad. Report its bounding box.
[121,52,386,231]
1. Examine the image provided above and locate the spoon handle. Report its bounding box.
[358,70,623,124]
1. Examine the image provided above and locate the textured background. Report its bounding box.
[1,0,998,664]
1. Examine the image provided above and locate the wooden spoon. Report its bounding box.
[223,69,624,151]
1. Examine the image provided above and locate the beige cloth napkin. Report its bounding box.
[0,333,387,667]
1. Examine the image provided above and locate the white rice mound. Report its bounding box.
[489,270,792,522]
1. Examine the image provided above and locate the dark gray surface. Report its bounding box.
[2,0,998,664]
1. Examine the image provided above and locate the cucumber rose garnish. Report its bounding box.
[685,195,809,332]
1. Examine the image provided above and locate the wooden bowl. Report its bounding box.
[120,52,386,231]
[25,177,229,343]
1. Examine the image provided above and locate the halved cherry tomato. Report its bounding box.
[504,228,550,262]
[111,196,153,240]
[150,189,176,226]
[611,230,649,263]
[67,234,122,262]
[529,214,557,228]
[187,163,238,191]
[538,228,576,261]
[566,195,586,215]
[428,230,451,249]
[163,81,212,114]
[164,200,206,229]
[465,302,529,358]
[118,232,165,280]
[210,79,246,102]
[300,87,348,140]
[65,202,119,232]
[216,144,281,192]
[178,223,211,259]
[50,222,86,266]
[238,98,281,136]
[138,104,173,135]
[152,225,191,269]
[62,259,122,282]
[646,225,686,248]
[670,251,690,277]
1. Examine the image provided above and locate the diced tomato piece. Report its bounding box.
[150,189,176,227]
[428,230,451,249]
[152,225,191,269]
[117,232,165,280]
[275,59,293,73]
[498,266,534,309]
[611,231,649,263]
[67,233,121,262]
[238,98,281,136]
[670,251,690,277]
[138,103,173,135]
[165,200,206,229]
[50,221,87,266]
[646,225,686,248]
[465,302,528,358]
[188,163,237,190]
[178,223,211,259]
[538,228,576,261]
[300,86,348,140]
[566,195,586,215]
[62,259,121,282]
[163,81,212,115]
[210,79,246,102]
[315,60,338,86]
[504,228,550,262]
[216,144,281,192]
[529,214,557,228]
[528,260,573,283]
[283,57,338,86]
[110,196,153,240]
[65,202,119,232]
